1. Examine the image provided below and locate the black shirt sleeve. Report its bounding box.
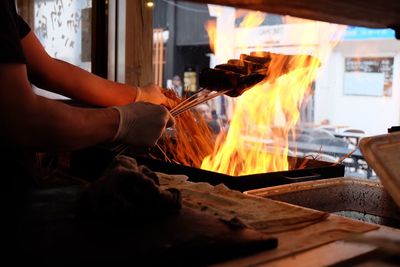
[0,0,31,64]
[18,15,32,39]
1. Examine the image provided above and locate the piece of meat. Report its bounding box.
[242,60,269,74]
[236,73,266,96]
[240,53,271,65]
[215,64,249,75]
[199,68,266,97]
[200,51,319,98]
[249,51,271,58]
[199,68,242,92]
[227,59,243,66]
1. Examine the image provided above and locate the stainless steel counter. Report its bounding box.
[245,177,400,228]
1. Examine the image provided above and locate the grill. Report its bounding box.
[69,145,344,192]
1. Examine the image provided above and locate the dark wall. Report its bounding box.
[153,0,168,29]
[174,45,211,85]
[175,1,212,46]
[162,0,213,87]
[154,0,212,46]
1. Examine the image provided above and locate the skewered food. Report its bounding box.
[240,53,271,65]
[199,68,242,93]
[199,52,320,97]
[199,64,266,97]
[199,53,271,97]
[214,64,248,75]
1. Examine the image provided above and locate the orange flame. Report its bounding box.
[163,13,346,175]
[201,55,320,175]
[240,11,265,28]
[205,20,217,53]
[200,12,345,176]
[162,110,215,168]
[160,89,215,168]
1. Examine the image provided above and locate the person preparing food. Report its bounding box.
[0,0,174,259]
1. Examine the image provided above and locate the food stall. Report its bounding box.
[16,0,400,266]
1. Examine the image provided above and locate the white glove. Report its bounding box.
[135,83,168,105]
[112,102,175,147]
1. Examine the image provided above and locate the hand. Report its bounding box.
[135,83,168,105]
[112,102,175,147]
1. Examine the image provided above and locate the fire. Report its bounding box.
[235,12,266,54]
[240,11,265,28]
[161,11,345,176]
[162,110,215,168]
[200,12,345,176]
[160,89,215,168]
[201,55,320,175]
[205,20,217,53]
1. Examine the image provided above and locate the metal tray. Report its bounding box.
[245,177,400,228]
[69,146,345,192]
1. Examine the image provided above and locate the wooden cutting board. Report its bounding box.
[20,188,278,266]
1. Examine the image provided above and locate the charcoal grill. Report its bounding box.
[69,145,344,192]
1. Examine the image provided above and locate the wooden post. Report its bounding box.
[125,0,153,86]
[91,0,108,78]
[16,0,34,26]
[165,1,176,87]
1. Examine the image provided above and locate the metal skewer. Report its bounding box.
[156,144,172,163]
[169,88,207,113]
[110,87,234,163]
[170,89,230,117]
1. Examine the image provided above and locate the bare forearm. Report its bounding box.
[21,32,138,107]
[0,64,173,152]
[31,59,138,107]
[3,95,119,151]
[0,64,119,151]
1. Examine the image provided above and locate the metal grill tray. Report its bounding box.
[245,177,400,228]
[69,146,344,192]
